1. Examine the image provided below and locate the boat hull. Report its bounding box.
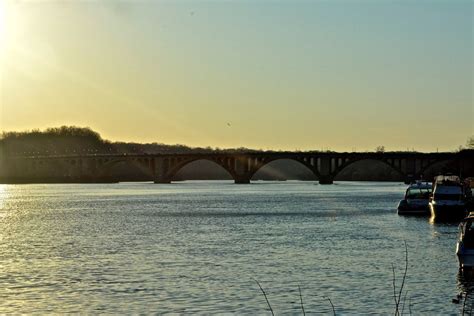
[429,203,466,222]
[397,199,430,215]
[457,243,474,269]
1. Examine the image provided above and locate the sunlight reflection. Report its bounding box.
[0,184,9,219]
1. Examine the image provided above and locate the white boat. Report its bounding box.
[456,212,474,269]
[429,175,467,222]
[397,181,432,215]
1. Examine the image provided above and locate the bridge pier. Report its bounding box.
[154,178,171,184]
[231,157,253,184]
[318,175,334,185]
[152,157,173,184]
[318,157,334,184]
[234,178,251,184]
[404,175,414,185]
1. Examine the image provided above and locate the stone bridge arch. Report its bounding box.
[332,157,406,181]
[96,157,155,181]
[154,156,245,183]
[249,157,320,181]
[153,155,322,184]
[165,157,235,182]
[419,158,458,179]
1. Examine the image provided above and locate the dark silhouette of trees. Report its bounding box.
[0,126,260,156]
[375,145,385,153]
[467,136,474,149]
[2,126,469,157]
[1,126,112,156]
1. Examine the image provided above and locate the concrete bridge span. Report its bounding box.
[2,151,473,184]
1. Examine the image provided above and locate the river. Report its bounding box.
[0,181,470,314]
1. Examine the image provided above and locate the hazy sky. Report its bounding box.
[0,0,472,151]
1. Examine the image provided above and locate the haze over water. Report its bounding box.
[0,181,469,314]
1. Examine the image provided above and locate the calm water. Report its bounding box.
[0,181,470,314]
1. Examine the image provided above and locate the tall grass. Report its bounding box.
[255,242,410,315]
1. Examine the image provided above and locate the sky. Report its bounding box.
[0,0,472,152]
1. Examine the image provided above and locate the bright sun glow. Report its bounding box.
[0,0,7,61]
[0,1,5,44]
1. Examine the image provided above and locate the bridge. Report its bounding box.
[2,150,473,184]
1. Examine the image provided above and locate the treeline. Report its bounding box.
[1,126,472,157]
[1,126,113,156]
[0,126,259,156]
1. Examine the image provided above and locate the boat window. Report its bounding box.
[407,188,430,199]
[421,188,431,197]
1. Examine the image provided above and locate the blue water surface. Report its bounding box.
[0,181,467,314]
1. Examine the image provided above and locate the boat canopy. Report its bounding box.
[407,182,432,190]
[406,187,431,199]
[434,175,461,185]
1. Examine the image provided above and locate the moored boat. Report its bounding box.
[429,175,468,222]
[397,181,432,215]
[456,212,474,269]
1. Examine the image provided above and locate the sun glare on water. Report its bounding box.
[0,185,8,219]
